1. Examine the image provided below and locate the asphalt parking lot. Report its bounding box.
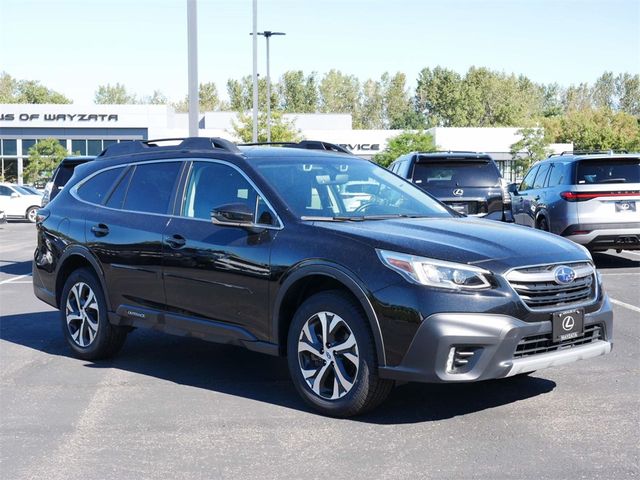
[1,221,638,480]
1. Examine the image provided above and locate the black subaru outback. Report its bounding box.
[33,138,612,417]
[389,151,513,222]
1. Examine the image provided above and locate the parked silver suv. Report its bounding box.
[511,153,640,251]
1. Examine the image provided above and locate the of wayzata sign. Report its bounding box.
[0,113,118,122]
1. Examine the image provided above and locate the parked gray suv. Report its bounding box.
[511,153,640,251]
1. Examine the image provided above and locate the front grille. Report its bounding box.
[514,323,604,358]
[505,262,597,310]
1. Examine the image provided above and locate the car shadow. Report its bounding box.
[0,259,33,276]
[1,311,556,424]
[592,251,640,269]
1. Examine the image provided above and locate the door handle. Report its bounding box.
[91,223,109,237]
[534,195,540,201]
[165,234,186,249]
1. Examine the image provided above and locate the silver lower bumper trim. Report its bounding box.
[503,340,612,377]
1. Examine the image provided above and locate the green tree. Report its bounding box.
[381,72,422,129]
[415,66,465,126]
[373,131,436,167]
[551,109,640,151]
[616,73,640,116]
[173,82,225,112]
[226,76,279,113]
[231,110,300,143]
[0,72,71,104]
[319,70,361,124]
[141,90,168,105]
[591,71,616,110]
[509,127,551,175]
[94,83,137,104]
[24,139,68,183]
[278,70,319,113]
[358,78,384,129]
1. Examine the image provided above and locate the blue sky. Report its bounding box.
[1,0,638,104]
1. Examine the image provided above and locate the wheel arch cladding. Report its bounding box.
[274,267,387,366]
[55,252,108,310]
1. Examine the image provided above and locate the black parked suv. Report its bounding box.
[33,138,612,417]
[41,156,95,206]
[389,151,513,221]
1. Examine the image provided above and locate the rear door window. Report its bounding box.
[533,163,551,189]
[576,158,640,184]
[412,161,500,187]
[123,162,182,214]
[77,167,125,205]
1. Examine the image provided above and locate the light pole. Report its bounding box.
[187,0,199,137]
[251,31,285,142]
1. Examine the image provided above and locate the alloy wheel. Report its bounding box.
[65,282,100,348]
[297,311,360,400]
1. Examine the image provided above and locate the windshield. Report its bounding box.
[576,158,640,184]
[412,161,500,188]
[254,157,452,220]
[13,185,34,195]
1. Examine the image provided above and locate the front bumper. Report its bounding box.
[379,296,613,383]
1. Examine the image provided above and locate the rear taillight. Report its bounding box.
[560,191,640,202]
[36,209,50,223]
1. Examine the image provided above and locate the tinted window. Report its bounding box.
[183,162,272,223]
[547,163,569,186]
[576,158,640,184]
[412,161,500,188]
[123,162,181,214]
[533,163,551,189]
[519,165,539,191]
[0,186,12,196]
[78,168,124,205]
[105,167,133,209]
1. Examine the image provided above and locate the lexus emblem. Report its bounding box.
[620,202,630,211]
[554,266,576,284]
[562,316,575,331]
[453,188,464,196]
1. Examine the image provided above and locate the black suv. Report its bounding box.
[389,151,513,221]
[41,156,95,206]
[33,138,612,417]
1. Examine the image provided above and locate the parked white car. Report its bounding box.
[0,183,43,222]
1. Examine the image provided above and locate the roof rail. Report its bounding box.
[554,149,630,156]
[98,137,241,158]
[238,140,354,155]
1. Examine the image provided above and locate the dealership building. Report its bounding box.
[0,104,570,183]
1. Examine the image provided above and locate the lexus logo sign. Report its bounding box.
[562,316,575,331]
[453,189,464,196]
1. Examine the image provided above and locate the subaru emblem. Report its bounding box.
[554,266,576,285]
[453,188,464,196]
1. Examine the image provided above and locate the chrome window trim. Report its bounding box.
[70,158,284,230]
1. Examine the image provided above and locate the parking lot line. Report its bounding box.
[610,298,640,314]
[0,274,31,285]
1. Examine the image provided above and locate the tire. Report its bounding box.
[60,268,127,360]
[26,206,38,223]
[287,290,393,417]
[536,216,549,232]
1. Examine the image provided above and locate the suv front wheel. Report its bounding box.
[287,290,393,417]
[60,268,127,360]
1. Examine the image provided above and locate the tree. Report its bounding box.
[173,82,225,112]
[231,110,300,143]
[381,72,422,129]
[415,66,465,127]
[319,70,361,124]
[509,127,551,175]
[549,109,640,151]
[373,131,437,167]
[591,71,616,110]
[94,83,137,104]
[358,79,384,129]
[24,139,68,183]
[0,72,71,104]
[278,70,319,113]
[226,76,279,113]
[141,90,168,105]
[616,73,640,117]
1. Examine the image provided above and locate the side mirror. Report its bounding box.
[10,192,19,199]
[211,203,254,227]
[507,183,519,195]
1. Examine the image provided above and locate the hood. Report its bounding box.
[315,217,589,273]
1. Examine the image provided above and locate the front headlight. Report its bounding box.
[377,249,492,290]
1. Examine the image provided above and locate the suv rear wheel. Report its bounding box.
[287,290,393,417]
[60,268,127,360]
